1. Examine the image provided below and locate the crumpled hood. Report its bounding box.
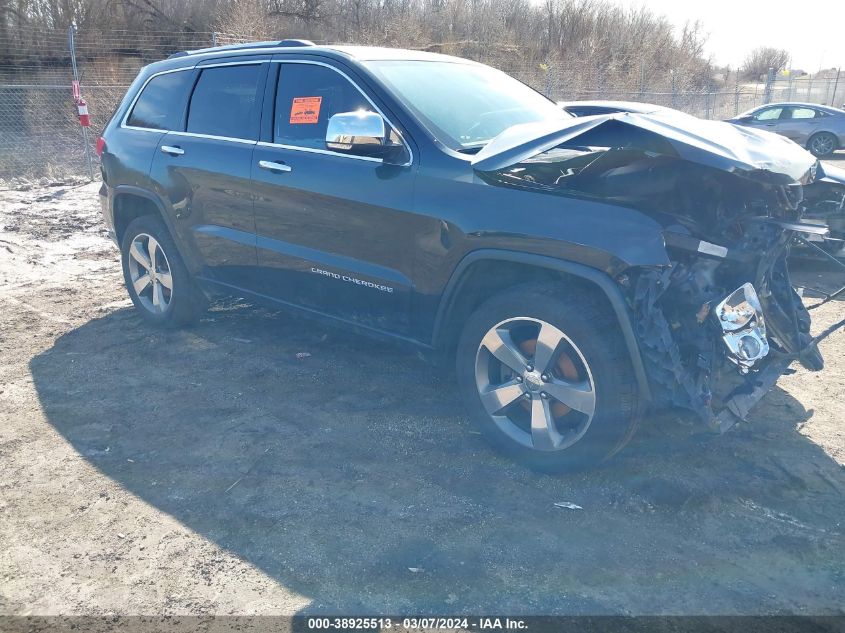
[471,112,818,184]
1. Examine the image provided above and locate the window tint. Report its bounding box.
[569,107,612,117]
[127,71,194,130]
[275,64,373,149]
[788,107,817,119]
[754,107,783,121]
[187,65,262,140]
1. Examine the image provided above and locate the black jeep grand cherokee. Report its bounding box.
[98,40,844,471]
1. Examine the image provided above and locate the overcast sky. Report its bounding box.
[614,0,845,71]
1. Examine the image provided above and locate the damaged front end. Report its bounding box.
[800,162,845,259]
[473,112,843,431]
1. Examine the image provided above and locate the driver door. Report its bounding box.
[746,106,785,132]
[250,60,421,335]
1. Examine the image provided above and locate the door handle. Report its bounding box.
[160,145,184,156]
[259,160,292,173]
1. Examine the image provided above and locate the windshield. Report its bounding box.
[365,60,571,151]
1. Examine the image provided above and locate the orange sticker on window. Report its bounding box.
[290,96,322,124]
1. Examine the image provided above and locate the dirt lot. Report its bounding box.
[0,177,843,618]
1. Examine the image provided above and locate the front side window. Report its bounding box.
[365,60,570,150]
[126,70,194,130]
[754,107,783,121]
[187,65,262,140]
[274,64,373,149]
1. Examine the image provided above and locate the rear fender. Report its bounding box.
[110,185,201,275]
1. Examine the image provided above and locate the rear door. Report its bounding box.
[777,106,822,143]
[149,59,268,288]
[250,59,420,335]
[114,68,196,194]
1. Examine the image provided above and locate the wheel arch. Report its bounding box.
[111,186,171,244]
[432,250,652,403]
[110,185,198,277]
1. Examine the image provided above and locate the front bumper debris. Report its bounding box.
[712,357,792,433]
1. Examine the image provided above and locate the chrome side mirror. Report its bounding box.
[326,111,385,151]
[325,111,404,161]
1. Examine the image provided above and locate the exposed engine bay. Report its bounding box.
[473,113,845,430]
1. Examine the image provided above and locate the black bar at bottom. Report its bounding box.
[1,615,844,633]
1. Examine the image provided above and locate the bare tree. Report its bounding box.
[741,46,789,80]
[1,0,717,95]
[217,0,271,39]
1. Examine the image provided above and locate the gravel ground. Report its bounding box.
[0,179,843,618]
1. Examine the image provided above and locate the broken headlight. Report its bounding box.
[714,283,770,374]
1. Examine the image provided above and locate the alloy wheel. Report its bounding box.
[127,233,173,314]
[810,134,835,157]
[474,317,596,452]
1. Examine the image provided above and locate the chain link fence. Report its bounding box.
[0,27,842,183]
[0,28,249,184]
[768,72,843,107]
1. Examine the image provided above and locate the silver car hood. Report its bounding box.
[818,161,845,185]
[471,112,818,184]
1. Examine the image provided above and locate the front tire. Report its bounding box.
[121,215,203,327]
[807,132,837,158]
[456,283,640,472]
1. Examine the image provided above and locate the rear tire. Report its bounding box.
[456,283,639,472]
[807,132,837,158]
[120,215,204,327]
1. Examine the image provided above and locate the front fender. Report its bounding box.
[432,249,652,404]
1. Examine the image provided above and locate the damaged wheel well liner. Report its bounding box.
[432,249,652,404]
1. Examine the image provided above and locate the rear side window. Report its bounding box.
[187,65,263,140]
[274,63,373,149]
[127,71,194,130]
[788,107,817,119]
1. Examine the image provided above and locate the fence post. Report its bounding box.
[68,22,94,181]
[734,81,740,115]
[639,59,645,97]
[832,68,841,106]
[212,31,218,47]
[763,67,774,104]
[670,71,676,108]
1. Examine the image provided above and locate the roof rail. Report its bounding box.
[167,39,315,59]
[278,39,315,47]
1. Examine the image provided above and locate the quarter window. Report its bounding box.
[274,64,374,149]
[187,65,263,140]
[126,71,194,131]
